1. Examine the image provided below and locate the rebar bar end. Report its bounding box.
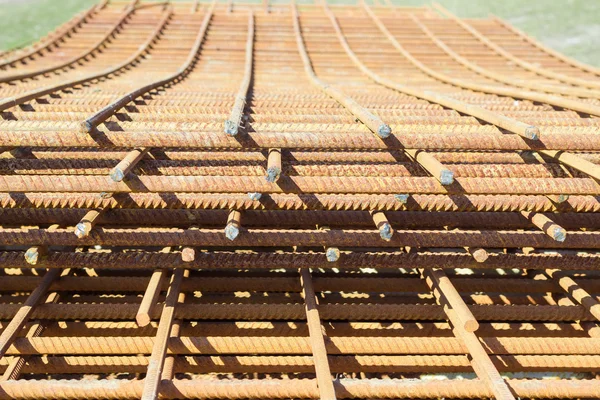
[378,222,394,241]
[470,248,489,263]
[394,194,410,204]
[525,125,540,141]
[326,247,340,262]
[248,192,262,201]
[74,222,90,239]
[224,120,239,136]
[266,167,281,183]
[24,248,42,265]
[136,314,151,327]
[81,120,94,133]
[552,227,567,242]
[464,319,480,332]
[377,124,392,139]
[181,247,195,262]
[439,169,455,185]
[109,168,125,183]
[225,223,240,241]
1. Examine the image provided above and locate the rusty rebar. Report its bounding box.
[81,4,214,132]
[110,148,149,182]
[136,269,166,327]
[73,208,103,238]
[141,268,186,400]
[521,211,567,242]
[224,11,254,135]
[300,269,336,400]
[0,269,60,357]
[225,210,242,241]
[291,3,391,139]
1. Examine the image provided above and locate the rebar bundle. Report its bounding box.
[0,1,599,399]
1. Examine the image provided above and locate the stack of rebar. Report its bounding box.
[0,0,599,399]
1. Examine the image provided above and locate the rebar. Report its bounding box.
[0,2,599,398]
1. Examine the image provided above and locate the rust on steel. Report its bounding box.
[141,268,186,400]
[0,1,598,399]
[300,268,336,400]
[0,269,61,356]
[224,11,254,135]
[0,4,137,84]
[136,269,166,327]
[81,3,215,132]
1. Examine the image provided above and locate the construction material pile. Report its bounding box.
[0,1,599,399]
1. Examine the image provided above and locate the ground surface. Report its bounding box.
[0,0,599,67]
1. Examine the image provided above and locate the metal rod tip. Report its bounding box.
[525,126,540,141]
[553,227,567,242]
[225,224,240,241]
[109,169,125,182]
[378,222,393,241]
[81,120,94,133]
[266,167,281,183]
[181,247,195,262]
[394,194,409,203]
[24,249,41,265]
[326,247,340,262]
[464,319,480,332]
[439,169,455,185]
[248,192,262,201]
[74,222,89,239]
[470,248,489,263]
[224,120,238,136]
[377,124,392,139]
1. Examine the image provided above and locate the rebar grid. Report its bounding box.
[0,0,599,399]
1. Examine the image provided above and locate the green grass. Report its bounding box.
[0,0,97,52]
[0,0,598,67]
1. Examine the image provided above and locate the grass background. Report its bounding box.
[0,0,598,67]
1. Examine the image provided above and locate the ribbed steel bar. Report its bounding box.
[81,3,215,132]
[0,269,60,357]
[6,335,600,356]
[0,3,101,68]
[0,303,593,322]
[432,3,600,90]
[2,274,585,296]
[364,5,600,116]
[136,269,166,327]
[1,193,598,213]
[548,269,600,322]
[300,268,336,400]
[0,5,136,84]
[421,268,479,332]
[0,175,598,195]
[0,8,173,112]
[224,11,254,135]
[110,148,149,182]
[73,208,104,238]
[142,269,185,400]
[2,130,599,150]
[1,226,598,249]
[291,3,390,138]
[0,378,597,399]
[0,250,597,271]
[4,353,600,374]
[408,13,598,99]
[0,159,591,179]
